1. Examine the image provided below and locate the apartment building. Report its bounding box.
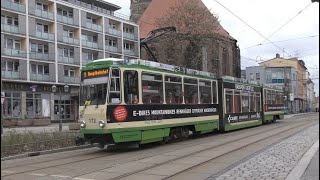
[245,66,299,113]
[1,0,140,124]
[258,53,312,113]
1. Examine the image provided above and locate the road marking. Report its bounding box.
[73,178,94,180]
[50,174,71,178]
[30,173,47,176]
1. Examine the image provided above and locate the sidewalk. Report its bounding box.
[2,123,71,135]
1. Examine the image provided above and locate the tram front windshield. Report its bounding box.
[80,77,108,106]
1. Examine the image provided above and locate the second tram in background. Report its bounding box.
[77,58,285,148]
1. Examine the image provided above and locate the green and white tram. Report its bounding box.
[79,58,220,147]
[78,58,285,147]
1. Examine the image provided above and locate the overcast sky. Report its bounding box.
[107,0,319,95]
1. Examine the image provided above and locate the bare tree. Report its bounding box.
[147,0,222,70]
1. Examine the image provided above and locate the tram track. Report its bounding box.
[70,118,317,180]
[1,116,316,179]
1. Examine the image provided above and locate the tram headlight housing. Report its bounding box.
[99,120,105,128]
[80,121,86,128]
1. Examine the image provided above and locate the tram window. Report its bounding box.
[184,78,198,104]
[225,90,233,113]
[165,76,182,104]
[234,90,241,113]
[241,92,249,112]
[109,69,121,104]
[124,70,139,104]
[212,81,217,103]
[256,93,261,111]
[199,80,211,104]
[142,72,163,104]
[279,92,284,104]
[267,90,272,104]
[250,92,256,112]
[271,90,276,104]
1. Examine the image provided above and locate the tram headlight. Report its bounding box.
[99,120,105,128]
[80,121,86,128]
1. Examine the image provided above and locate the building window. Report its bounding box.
[123,27,133,33]
[106,39,117,47]
[63,29,74,38]
[82,34,97,42]
[4,38,20,49]
[1,15,18,26]
[58,48,74,58]
[57,8,73,18]
[30,64,49,75]
[36,2,48,11]
[64,68,75,77]
[123,43,133,50]
[2,60,19,72]
[86,16,97,24]
[36,23,49,33]
[3,92,21,118]
[30,43,48,53]
[256,73,260,80]
[109,23,116,29]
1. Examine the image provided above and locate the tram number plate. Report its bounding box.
[89,118,96,123]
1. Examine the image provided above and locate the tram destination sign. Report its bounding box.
[82,69,109,79]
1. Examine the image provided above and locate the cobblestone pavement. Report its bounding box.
[208,124,319,180]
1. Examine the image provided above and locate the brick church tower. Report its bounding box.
[130,0,241,78]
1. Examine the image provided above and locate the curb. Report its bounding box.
[1,144,94,161]
[285,139,319,180]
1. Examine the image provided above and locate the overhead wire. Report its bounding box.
[260,3,312,44]
[213,0,293,57]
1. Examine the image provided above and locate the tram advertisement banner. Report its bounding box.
[265,104,285,111]
[224,112,262,124]
[107,104,219,123]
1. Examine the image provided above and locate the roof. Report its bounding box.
[78,0,121,11]
[137,0,234,39]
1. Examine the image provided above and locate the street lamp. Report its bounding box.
[52,84,69,131]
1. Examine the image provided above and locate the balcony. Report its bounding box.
[61,36,80,45]
[57,15,75,26]
[107,28,121,37]
[124,50,137,57]
[58,56,79,65]
[1,0,26,13]
[32,31,54,41]
[1,71,20,80]
[123,32,136,40]
[64,76,80,84]
[83,22,102,32]
[82,59,94,65]
[29,52,51,61]
[35,9,54,20]
[30,74,50,81]
[2,48,27,58]
[82,40,98,49]
[1,24,23,35]
[105,46,119,53]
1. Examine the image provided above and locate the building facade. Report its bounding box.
[1,0,140,123]
[245,65,299,113]
[130,0,241,78]
[258,53,312,113]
